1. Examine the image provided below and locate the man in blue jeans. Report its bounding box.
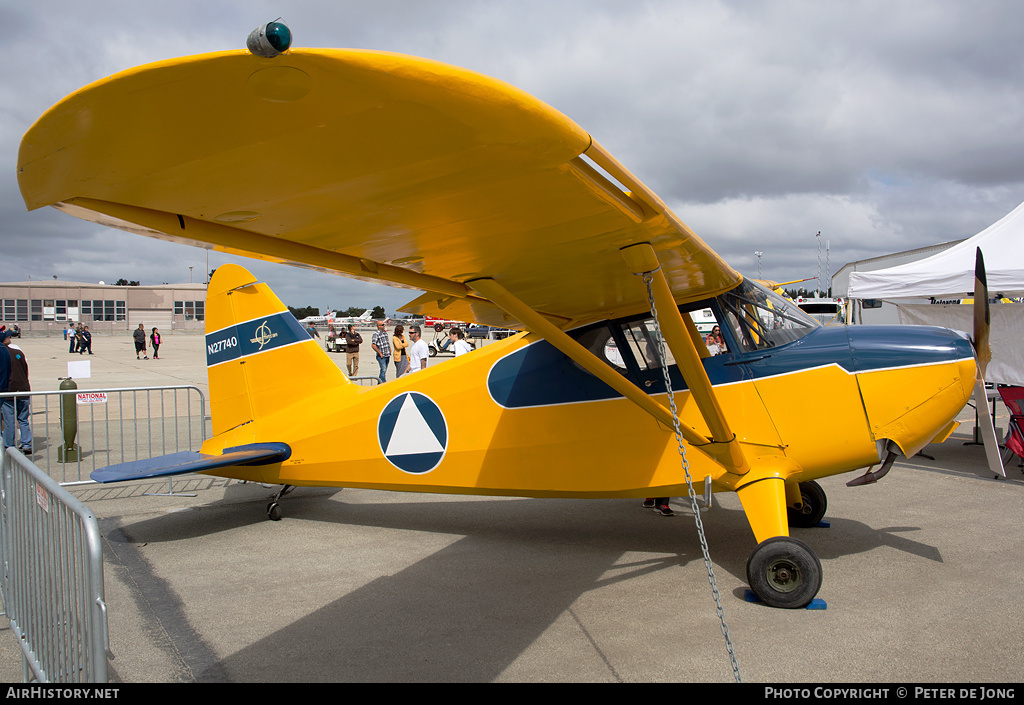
[1,332,31,453]
[0,332,18,452]
[370,319,391,384]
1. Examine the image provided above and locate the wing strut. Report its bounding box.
[621,243,750,475]
[466,277,710,447]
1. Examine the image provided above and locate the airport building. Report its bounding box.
[0,280,208,335]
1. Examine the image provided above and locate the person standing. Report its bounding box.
[407,325,429,374]
[0,332,14,452]
[448,327,472,357]
[150,327,161,359]
[67,324,76,353]
[2,332,31,453]
[79,326,93,355]
[343,324,362,377]
[642,498,674,517]
[392,324,409,377]
[133,324,148,359]
[370,319,391,384]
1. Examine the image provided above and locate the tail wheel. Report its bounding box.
[746,537,822,608]
[787,480,827,528]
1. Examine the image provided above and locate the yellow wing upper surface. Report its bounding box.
[19,48,740,325]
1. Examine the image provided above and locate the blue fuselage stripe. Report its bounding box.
[486,325,974,409]
[206,312,310,367]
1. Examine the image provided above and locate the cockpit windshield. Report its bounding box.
[717,279,819,352]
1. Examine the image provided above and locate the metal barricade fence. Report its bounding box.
[0,385,208,486]
[0,447,111,682]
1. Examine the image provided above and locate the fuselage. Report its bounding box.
[205,310,975,501]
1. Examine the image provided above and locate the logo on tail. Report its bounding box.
[251,320,278,349]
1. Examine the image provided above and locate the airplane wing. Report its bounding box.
[18,48,740,327]
[90,442,291,483]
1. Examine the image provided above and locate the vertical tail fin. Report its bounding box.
[205,264,350,436]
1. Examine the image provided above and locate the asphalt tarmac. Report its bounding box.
[1,331,1022,683]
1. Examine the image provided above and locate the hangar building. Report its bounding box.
[0,280,208,335]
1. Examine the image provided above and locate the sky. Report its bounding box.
[4,0,1024,313]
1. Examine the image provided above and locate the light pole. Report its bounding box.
[816,231,822,297]
[754,251,763,279]
[189,266,194,283]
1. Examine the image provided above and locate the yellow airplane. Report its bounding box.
[17,26,980,609]
[757,277,817,297]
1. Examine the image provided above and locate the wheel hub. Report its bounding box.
[767,560,800,592]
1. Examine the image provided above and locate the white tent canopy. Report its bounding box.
[848,200,1024,299]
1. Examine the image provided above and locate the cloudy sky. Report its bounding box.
[4,1,1023,313]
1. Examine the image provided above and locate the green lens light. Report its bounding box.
[265,22,292,53]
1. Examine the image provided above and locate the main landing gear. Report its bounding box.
[786,480,827,528]
[746,480,827,608]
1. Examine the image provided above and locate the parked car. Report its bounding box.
[466,325,516,340]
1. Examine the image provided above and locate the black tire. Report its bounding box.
[787,480,827,528]
[434,323,445,332]
[746,536,822,608]
[267,503,283,521]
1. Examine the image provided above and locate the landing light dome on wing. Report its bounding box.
[246,19,292,58]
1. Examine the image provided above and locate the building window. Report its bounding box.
[5,299,30,322]
[175,300,205,321]
[31,300,42,321]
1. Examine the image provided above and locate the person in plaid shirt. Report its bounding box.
[371,319,392,384]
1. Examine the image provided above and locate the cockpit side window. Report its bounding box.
[572,325,630,374]
[620,319,675,370]
[568,317,679,379]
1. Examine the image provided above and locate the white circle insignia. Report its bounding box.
[377,392,448,474]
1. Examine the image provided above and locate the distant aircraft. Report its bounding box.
[299,310,373,326]
[18,32,988,609]
[424,315,469,331]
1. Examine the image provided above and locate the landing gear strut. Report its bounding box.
[266,485,295,521]
[746,536,822,608]
[787,480,827,528]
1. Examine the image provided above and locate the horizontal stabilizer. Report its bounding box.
[90,443,291,483]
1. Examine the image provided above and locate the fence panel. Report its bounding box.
[0,385,207,486]
[0,448,110,682]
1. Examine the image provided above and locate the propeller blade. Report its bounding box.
[973,247,992,380]
[970,247,1004,478]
